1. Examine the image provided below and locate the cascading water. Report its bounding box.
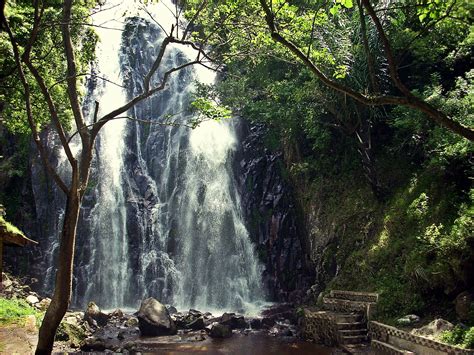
[37,0,265,312]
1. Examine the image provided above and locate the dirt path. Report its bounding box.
[0,325,38,355]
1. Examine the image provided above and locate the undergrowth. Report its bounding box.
[0,298,43,326]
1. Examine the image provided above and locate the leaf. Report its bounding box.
[342,0,353,8]
[329,5,340,16]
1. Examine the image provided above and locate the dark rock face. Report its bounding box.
[137,298,177,336]
[209,323,232,338]
[455,291,472,321]
[187,317,205,330]
[235,122,314,301]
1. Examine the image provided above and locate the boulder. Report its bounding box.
[209,323,232,338]
[84,302,109,327]
[455,291,472,322]
[220,313,247,329]
[396,314,420,326]
[137,297,177,336]
[188,317,205,330]
[411,319,454,339]
[189,309,202,317]
[109,309,125,320]
[36,298,51,311]
[55,320,87,348]
[25,295,39,305]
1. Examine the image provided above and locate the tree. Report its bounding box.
[184,0,473,140]
[0,1,215,353]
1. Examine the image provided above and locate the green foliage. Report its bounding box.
[0,1,97,135]
[0,298,42,325]
[190,97,232,126]
[440,326,474,349]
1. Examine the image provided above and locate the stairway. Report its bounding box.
[322,291,378,353]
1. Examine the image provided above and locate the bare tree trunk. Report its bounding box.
[35,174,81,355]
[355,122,382,200]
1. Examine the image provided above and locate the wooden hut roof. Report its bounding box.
[0,216,38,247]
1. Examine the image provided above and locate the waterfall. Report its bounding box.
[37,0,265,312]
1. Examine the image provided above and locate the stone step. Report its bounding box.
[334,312,364,323]
[338,329,368,337]
[337,321,366,330]
[323,297,376,313]
[341,335,368,345]
[371,340,416,354]
[329,290,379,303]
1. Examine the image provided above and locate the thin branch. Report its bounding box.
[144,36,172,92]
[49,72,125,90]
[91,60,201,139]
[140,5,170,37]
[62,0,90,146]
[357,0,379,92]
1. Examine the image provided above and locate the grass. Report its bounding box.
[0,298,42,326]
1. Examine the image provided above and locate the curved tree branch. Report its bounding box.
[259,0,474,141]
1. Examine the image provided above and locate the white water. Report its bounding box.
[43,0,265,313]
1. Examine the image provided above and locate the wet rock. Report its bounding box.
[209,323,232,338]
[125,317,139,327]
[188,317,205,330]
[204,316,221,326]
[81,337,107,352]
[173,313,187,329]
[411,319,454,339]
[261,303,296,323]
[220,313,247,329]
[249,318,262,329]
[117,330,127,340]
[110,309,124,320]
[455,291,472,321]
[167,305,178,315]
[84,301,109,327]
[25,295,39,305]
[397,314,421,326]
[137,297,177,336]
[189,309,202,317]
[261,317,276,328]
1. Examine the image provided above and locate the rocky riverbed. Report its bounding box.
[1,272,339,353]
